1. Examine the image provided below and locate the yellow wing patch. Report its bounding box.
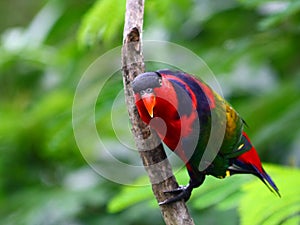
[226,105,238,135]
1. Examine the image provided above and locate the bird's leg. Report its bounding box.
[159,174,205,205]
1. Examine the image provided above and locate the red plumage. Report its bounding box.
[237,132,264,173]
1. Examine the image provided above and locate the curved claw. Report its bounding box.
[159,185,192,205]
[163,186,185,194]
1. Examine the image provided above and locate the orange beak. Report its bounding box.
[141,93,156,118]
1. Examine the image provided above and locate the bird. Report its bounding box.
[131,69,280,205]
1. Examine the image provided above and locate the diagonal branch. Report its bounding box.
[121,0,195,224]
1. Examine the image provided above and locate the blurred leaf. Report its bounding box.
[258,1,300,30]
[237,0,284,8]
[1,184,109,225]
[191,174,249,210]
[237,0,300,30]
[216,191,243,210]
[108,164,299,221]
[24,0,65,47]
[236,80,300,162]
[108,176,153,213]
[109,166,247,213]
[239,165,300,225]
[77,0,125,48]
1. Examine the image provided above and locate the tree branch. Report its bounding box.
[121,1,195,224]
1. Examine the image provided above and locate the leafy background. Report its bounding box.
[0,0,299,224]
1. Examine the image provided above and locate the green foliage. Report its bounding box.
[77,0,125,48]
[237,80,300,162]
[237,0,300,30]
[240,165,300,225]
[109,165,300,224]
[108,176,153,213]
[1,0,300,224]
[107,168,247,213]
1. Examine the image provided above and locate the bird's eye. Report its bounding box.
[146,88,152,93]
[140,90,145,95]
[158,78,162,86]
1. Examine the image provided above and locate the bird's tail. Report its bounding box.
[228,132,280,197]
[228,158,281,197]
[258,167,281,197]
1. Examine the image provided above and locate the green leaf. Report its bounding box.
[237,80,300,156]
[217,191,243,210]
[239,165,300,225]
[258,1,300,30]
[108,167,249,212]
[77,0,125,48]
[191,175,249,210]
[237,0,270,8]
[108,177,153,213]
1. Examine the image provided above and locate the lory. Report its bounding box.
[132,69,280,205]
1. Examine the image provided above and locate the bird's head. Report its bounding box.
[132,72,163,118]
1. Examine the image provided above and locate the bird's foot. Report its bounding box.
[159,185,192,205]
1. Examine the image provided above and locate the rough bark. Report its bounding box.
[121,1,195,224]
